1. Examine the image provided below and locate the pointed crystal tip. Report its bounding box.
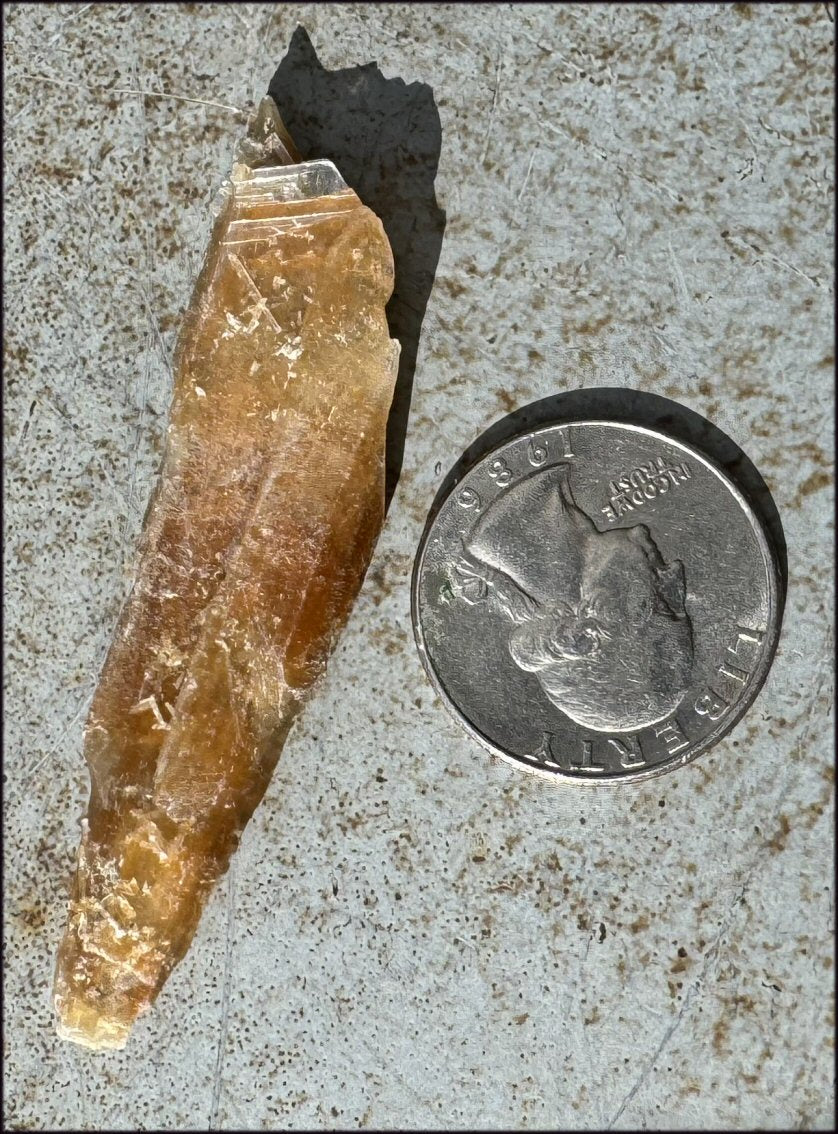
[236,96,301,169]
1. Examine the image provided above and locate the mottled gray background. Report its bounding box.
[3,3,834,1130]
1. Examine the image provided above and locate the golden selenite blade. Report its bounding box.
[53,99,399,1050]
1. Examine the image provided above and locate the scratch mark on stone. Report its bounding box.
[70,1046,90,1129]
[9,398,37,459]
[606,623,831,1129]
[667,241,691,307]
[480,49,504,165]
[49,2,93,44]
[16,690,95,795]
[762,250,824,291]
[516,26,555,57]
[140,285,174,382]
[626,165,680,203]
[120,333,153,572]
[119,87,155,574]
[542,118,608,160]
[517,146,538,202]
[607,984,697,1129]
[37,391,125,508]
[19,70,244,115]
[209,866,236,1131]
[724,231,824,290]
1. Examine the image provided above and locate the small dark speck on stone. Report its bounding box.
[598,923,606,943]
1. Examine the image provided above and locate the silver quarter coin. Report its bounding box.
[411,421,782,784]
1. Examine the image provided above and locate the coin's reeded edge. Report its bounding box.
[411,419,784,787]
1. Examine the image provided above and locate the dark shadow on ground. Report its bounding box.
[269,27,446,511]
[427,387,788,617]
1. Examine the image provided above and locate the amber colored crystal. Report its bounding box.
[53,99,399,1049]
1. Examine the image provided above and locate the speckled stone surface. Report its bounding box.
[3,3,833,1130]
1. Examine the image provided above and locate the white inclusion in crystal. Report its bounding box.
[276,337,303,361]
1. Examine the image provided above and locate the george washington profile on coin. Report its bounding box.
[450,463,694,733]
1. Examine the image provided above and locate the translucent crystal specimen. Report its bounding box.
[53,99,399,1049]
